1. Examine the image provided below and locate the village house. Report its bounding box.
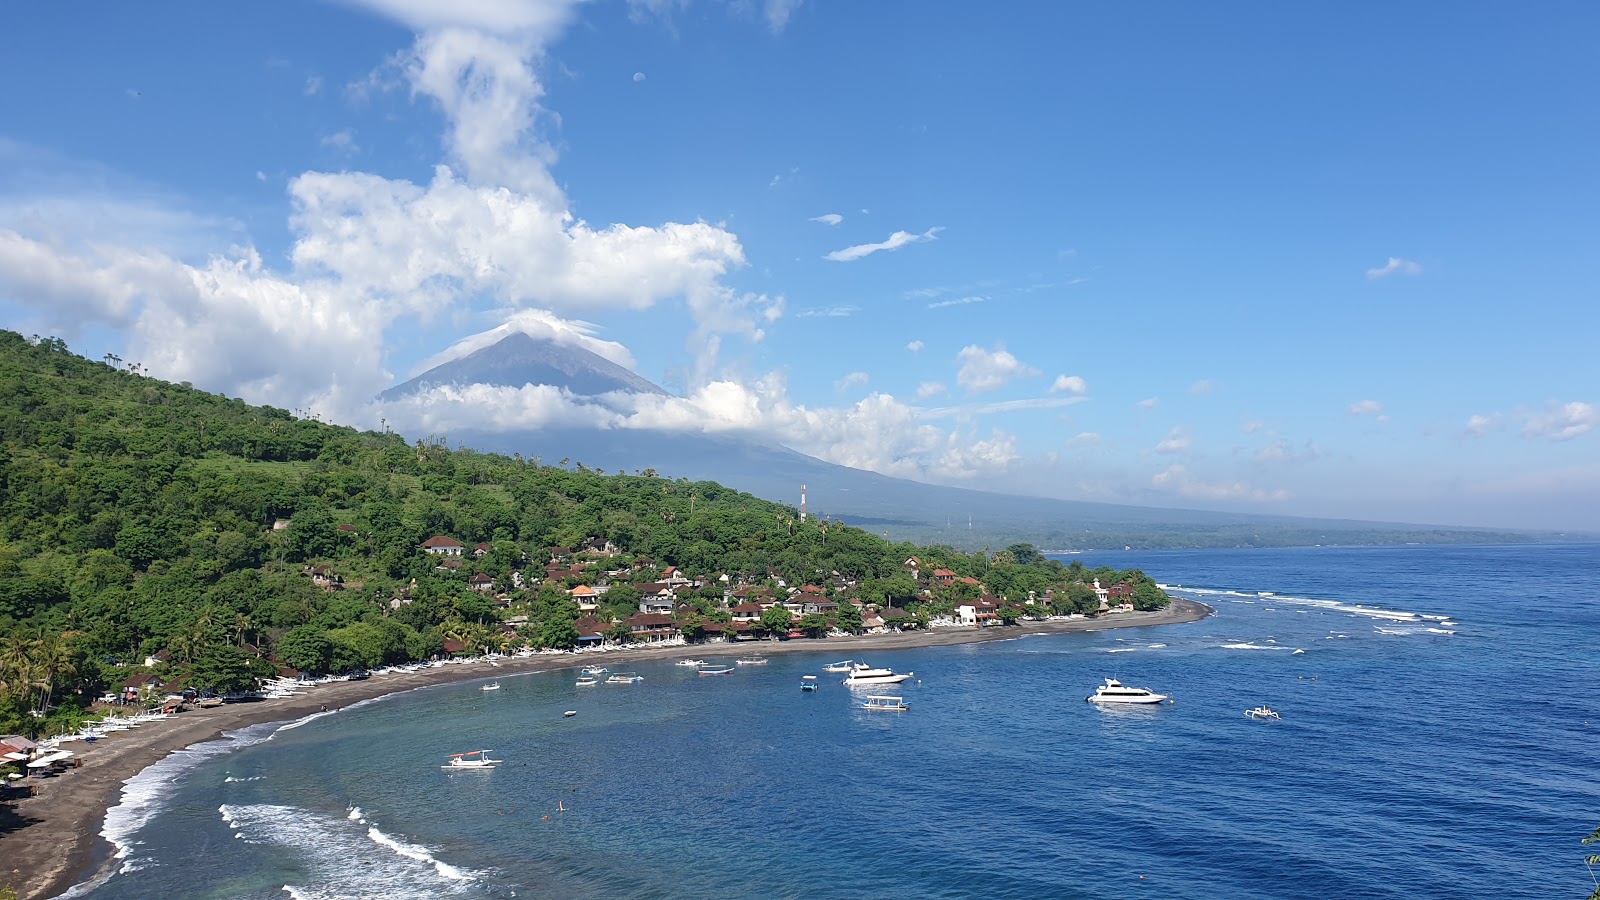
[579,537,619,557]
[420,536,464,557]
[466,573,495,593]
[568,584,601,612]
[303,564,342,590]
[957,595,1002,626]
[473,542,490,557]
[931,568,957,586]
[729,602,765,624]
[434,558,462,573]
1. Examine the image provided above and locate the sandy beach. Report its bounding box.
[4,598,1208,899]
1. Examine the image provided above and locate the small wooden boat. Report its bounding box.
[606,673,643,684]
[563,710,577,717]
[575,676,598,687]
[1245,706,1281,720]
[698,666,735,676]
[860,695,909,711]
[442,749,501,769]
[735,657,769,666]
[822,660,853,673]
[800,675,819,692]
[481,682,501,691]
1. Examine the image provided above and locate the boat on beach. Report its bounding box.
[860,695,909,711]
[841,663,913,687]
[442,749,501,770]
[1085,677,1169,704]
[698,666,735,676]
[1245,706,1281,720]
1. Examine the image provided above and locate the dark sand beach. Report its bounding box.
[5,598,1208,899]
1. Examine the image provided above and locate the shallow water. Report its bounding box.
[74,543,1600,898]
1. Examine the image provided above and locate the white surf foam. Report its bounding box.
[1219,642,1298,652]
[220,803,481,896]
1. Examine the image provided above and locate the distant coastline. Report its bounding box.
[10,598,1209,900]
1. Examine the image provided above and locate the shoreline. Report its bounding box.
[8,598,1208,899]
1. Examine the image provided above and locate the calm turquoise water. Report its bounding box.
[71,544,1600,899]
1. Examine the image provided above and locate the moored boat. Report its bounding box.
[735,657,769,666]
[575,676,598,687]
[800,675,819,692]
[1085,677,1169,704]
[821,660,853,673]
[860,695,909,711]
[481,682,500,691]
[698,666,735,676]
[442,749,501,769]
[606,672,644,684]
[676,659,707,667]
[1245,706,1281,720]
[841,662,913,687]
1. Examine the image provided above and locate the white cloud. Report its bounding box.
[919,396,1086,419]
[1241,419,1265,434]
[955,344,1039,395]
[1189,379,1214,396]
[1066,432,1102,448]
[1522,401,1599,442]
[824,227,941,262]
[834,370,868,392]
[932,428,1018,480]
[255,170,268,182]
[1366,256,1422,279]
[795,306,856,318]
[905,340,923,352]
[304,75,324,96]
[1048,374,1086,395]
[1348,399,1384,416]
[914,381,945,400]
[809,213,843,226]
[927,295,986,310]
[343,0,580,35]
[1253,438,1323,465]
[1137,397,1159,411]
[320,129,359,154]
[763,0,804,33]
[1154,426,1190,455]
[1151,465,1290,502]
[1461,413,1501,439]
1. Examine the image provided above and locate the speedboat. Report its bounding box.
[800,675,819,692]
[860,695,909,711]
[481,682,500,691]
[841,663,913,687]
[1245,706,1281,720]
[442,750,501,770]
[821,660,854,673]
[698,665,735,676]
[676,659,707,667]
[575,676,598,687]
[606,673,644,684]
[1085,677,1169,704]
[735,657,769,666]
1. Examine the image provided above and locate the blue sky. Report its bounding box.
[1,1,1596,531]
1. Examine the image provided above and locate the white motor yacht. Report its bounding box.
[841,663,913,687]
[1085,677,1169,704]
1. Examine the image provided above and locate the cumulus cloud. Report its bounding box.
[1189,379,1214,396]
[1137,397,1159,411]
[763,0,805,32]
[304,75,324,96]
[905,340,923,352]
[915,381,945,400]
[1154,426,1190,455]
[955,344,1039,395]
[824,227,941,262]
[1066,432,1102,448]
[1241,419,1265,434]
[834,370,868,392]
[932,428,1018,480]
[1151,465,1290,502]
[809,213,843,226]
[1461,413,1501,439]
[1048,374,1086,395]
[1522,401,1598,442]
[0,6,779,415]
[320,128,359,154]
[1348,399,1384,416]
[1366,256,1422,279]
[1253,438,1323,465]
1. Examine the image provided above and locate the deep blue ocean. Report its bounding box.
[68,543,1600,899]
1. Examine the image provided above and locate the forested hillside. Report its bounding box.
[0,332,1164,737]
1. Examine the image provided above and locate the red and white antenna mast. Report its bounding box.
[800,484,808,522]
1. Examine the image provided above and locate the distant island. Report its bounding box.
[0,332,1169,744]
